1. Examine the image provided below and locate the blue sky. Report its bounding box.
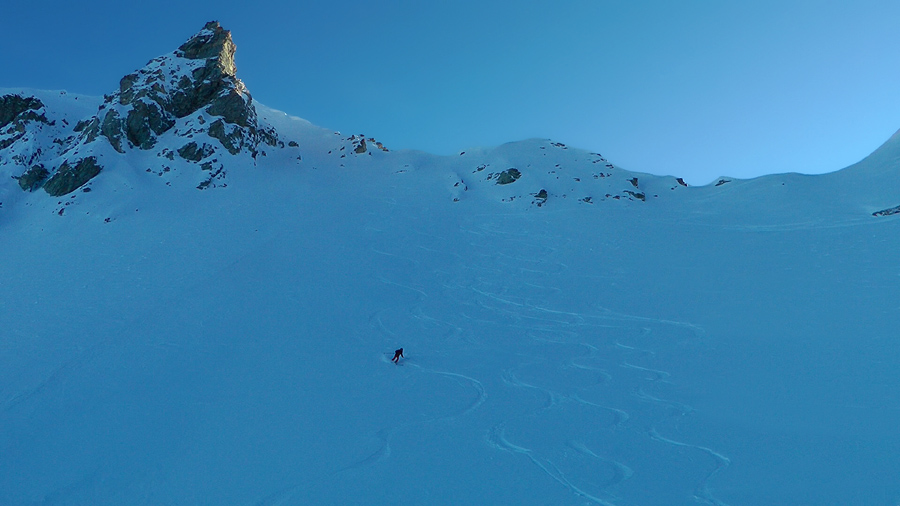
[4,0,900,184]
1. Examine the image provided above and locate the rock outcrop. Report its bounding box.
[88,21,274,156]
[0,94,51,151]
[43,157,102,197]
[14,164,50,191]
[494,168,521,185]
[0,95,47,131]
[0,92,67,192]
[873,204,900,217]
[1,21,283,197]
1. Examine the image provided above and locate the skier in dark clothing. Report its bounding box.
[391,348,404,363]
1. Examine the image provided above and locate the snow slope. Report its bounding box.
[2,101,900,505]
[3,23,900,505]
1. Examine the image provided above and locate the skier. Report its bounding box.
[391,348,404,364]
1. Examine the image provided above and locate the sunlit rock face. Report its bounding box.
[1,21,282,196]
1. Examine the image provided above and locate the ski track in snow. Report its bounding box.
[492,364,640,505]
[649,428,732,506]
[376,275,429,299]
[2,360,74,413]
[620,362,672,382]
[407,364,488,417]
[567,359,614,382]
[370,247,421,265]
[567,440,635,489]
[36,467,103,506]
[569,393,630,429]
[2,344,100,414]
[357,217,734,505]
[368,308,399,338]
[253,484,304,506]
[719,216,878,232]
[486,424,619,506]
[331,361,486,478]
[495,316,723,501]
[500,369,563,410]
[338,428,393,472]
[409,306,466,342]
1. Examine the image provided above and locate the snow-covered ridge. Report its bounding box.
[2,22,900,221]
[3,23,900,506]
[0,20,708,215]
[0,21,284,200]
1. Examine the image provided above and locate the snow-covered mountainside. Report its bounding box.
[2,22,900,506]
[0,21,283,202]
[3,20,900,219]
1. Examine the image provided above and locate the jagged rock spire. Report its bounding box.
[2,21,282,197]
[176,21,237,77]
[85,20,256,155]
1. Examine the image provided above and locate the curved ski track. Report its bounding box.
[324,214,734,505]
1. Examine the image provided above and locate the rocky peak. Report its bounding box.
[176,21,237,77]
[77,20,260,155]
[2,22,283,197]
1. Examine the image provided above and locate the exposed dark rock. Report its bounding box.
[0,95,50,162]
[177,21,236,71]
[124,100,174,149]
[196,163,226,190]
[175,22,250,127]
[208,119,241,154]
[873,204,900,217]
[257,126,281,148]
[43,157,103,196]
[0,134,23,150]
[81,117,102,144]
[3,22,283,201]
[624,190,646,201]
[206,87,252,127]
[119,73,139,104]
[86,21,258,153]
[101,110,125,152]
[178,141,215,161]
[495,168,521,185]
[354,138,367,154]
[629,177,639,188]
[14,165,50,191]
[0,94,45,129]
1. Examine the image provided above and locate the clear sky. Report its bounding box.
[3,0,900,184]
